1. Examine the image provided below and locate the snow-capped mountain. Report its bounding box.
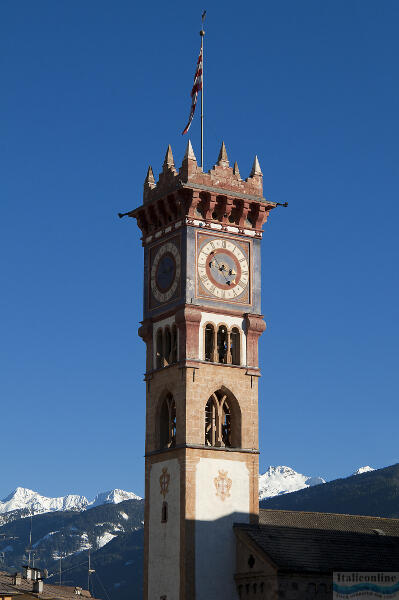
[0,487,142,517]
[0,487,88,515]
[259,466,325,500]
[0,465,376,517]
[353,466,375,475]
[89,489,141,508]
[0,496,145,586]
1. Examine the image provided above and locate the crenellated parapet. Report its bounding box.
[126,141,277,244]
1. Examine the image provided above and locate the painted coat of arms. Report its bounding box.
[159,467,170,498]
[214,470,232,501]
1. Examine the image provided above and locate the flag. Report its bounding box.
[182,47,203,135]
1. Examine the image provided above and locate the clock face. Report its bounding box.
[150,240,181,304]
[156,254,176,291]
[197,237,250,301]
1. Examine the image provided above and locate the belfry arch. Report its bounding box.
[204,387,242,448]
[158,392,176,449]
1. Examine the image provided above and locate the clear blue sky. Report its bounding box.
[1,1,398,500]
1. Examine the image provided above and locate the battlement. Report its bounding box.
[127,141,277,243]
[144,140,265,203]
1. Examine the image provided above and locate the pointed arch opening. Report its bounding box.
[221,400,231,447]
[164,327,171,365]
[205,396,217,446]
[204,388,241,448]
[159,393,176,449]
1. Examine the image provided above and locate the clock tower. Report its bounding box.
[123,140,277,600]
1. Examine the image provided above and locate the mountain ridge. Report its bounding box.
[260,463,399,518]
[258,466,326,499]
[0,488,142,518]
[0,463,395,600]
[1,464,373,517]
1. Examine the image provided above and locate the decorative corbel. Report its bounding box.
[187,190,202,218]
[238,200,250,228]
[203,193,217,221]
[222,197,234,224]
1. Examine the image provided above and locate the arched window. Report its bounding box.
[205,396,217,446]
[204,389,239,448]
[230,327,241,365]
[217,326,228,364]
[161,501,168,523]
[307,583,316,595]
[159,393,176,449]
[156,329,163,369]
[221,400,231,447]
[164,328,171,365]
[204,324,215,362]
[171,325,177,363]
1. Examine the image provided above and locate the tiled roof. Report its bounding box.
[0,573,99,600]
[235,523,399,573]
[259,509,399,536]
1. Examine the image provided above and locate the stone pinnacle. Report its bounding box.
[250,155,263,177]
[163,144,175,169]
[217,141,229,166]
[183,140,197,162]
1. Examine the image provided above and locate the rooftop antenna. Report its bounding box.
[88,548,95,593]
[59,553,63,586]
[25,511,33,567]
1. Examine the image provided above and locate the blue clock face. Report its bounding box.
[156,254,176,292]
[150,241,181,304]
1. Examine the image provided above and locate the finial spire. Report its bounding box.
[217,141,229,167]
[250,155,262,177]
[163,144,175,170]
[144,165,155,185]
[184,139,197,162]
[233,161,241,178]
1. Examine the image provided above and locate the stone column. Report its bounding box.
[227,329,232,364]
[244,314,266,368]
[212,327,218,362]
[138,319,154,372]
[175,305,202,362]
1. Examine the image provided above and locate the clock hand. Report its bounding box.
[209,253,233,285]
[209,254,225,276]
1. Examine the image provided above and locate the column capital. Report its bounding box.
[244,313,266,368]
[175,305,202,361]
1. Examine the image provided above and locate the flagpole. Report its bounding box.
[200,11,206,169]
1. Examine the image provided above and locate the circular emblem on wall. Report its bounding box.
[151,241,181,304]
[197,238,249,300]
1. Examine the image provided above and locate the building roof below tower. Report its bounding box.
[235,510,399,574]
[258,508,399,536]
[235,523,399,573]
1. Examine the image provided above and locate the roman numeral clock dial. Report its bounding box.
[150,240,181,305]
[197,237,250,302]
